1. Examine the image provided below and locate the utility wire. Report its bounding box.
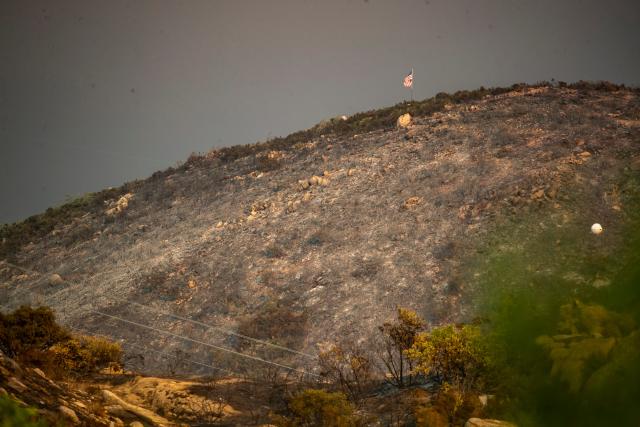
[89,308,321,378]
[1,260,316,359]
[1,263,321,378]
[68,325,237,377]
[126,301,315,359]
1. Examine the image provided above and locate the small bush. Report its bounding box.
[49,334,122,377]
[263,244,287,259]
[407,324,490,392]
[414,383,482,427]
[255,154,283,172]
[0,306,69,358]
[0,395,48,427]
[236,301,308,351]
[0,306,121,378]
[377,308,425,387]
[275,389,358,427]
[319,344,373,401]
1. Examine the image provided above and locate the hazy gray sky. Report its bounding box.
[2,0,639,224]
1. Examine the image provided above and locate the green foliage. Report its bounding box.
[49,334,122,376]
[536,301,636,393]
[377,308,425,387]
[0,306,69,358]
[471,173,640,426]
[276,389,358,427]
[0,395,48,427]
[407,324,490,392]
[0,306,121,378]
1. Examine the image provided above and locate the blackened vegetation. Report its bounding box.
[0,81,634,262]
[235,301,308,352]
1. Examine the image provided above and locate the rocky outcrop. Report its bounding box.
[0,349,116,426]
[101,389,171,426]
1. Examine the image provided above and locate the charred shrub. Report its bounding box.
[236,301,308,351]
[263,244,287,259]
[274,389,358,427]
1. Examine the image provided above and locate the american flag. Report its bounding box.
[403,69,413,88]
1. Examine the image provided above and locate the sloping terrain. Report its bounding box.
[2,83,640,376]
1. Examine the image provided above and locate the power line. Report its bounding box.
[89,308,321,378]
[1,260,316,359]
[67,325,238,377]
[0,266,321,378]
[126,301,315,359]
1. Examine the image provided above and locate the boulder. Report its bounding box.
[58,405,80,425]
[403,196,422,209]
[7,377,27,392]
[49,273,64,286]
[397,113,412,128]
[101,389,171,426]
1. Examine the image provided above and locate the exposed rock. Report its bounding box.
[129,422,144,427]
[31,368,48,379]
[397,113,412,128]
[58,405,80,425]
[101,389,171,427]
[403,196,422,209]
[105,405,130,419]
[298,179,310,190]
[106,193,134,216]
[478,394,494,407]
[49,273,64,286]
[7,377,27,392]
[530,189,545,200]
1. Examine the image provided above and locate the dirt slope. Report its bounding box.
[2,84,640,375]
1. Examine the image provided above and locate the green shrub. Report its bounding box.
[0,306,121,377]
[49,334,122,376]
[0,395,48,427]
[406,324,490,392]
[0,306,69,358]
[275,389,358,427]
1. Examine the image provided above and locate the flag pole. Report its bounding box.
[410,68,414,103]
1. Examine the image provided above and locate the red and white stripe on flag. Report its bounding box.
[403,71,413,88]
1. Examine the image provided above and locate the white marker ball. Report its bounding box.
[591,223,603,235]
